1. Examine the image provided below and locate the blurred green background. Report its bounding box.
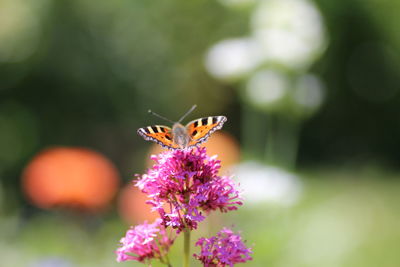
[1,0,400,266]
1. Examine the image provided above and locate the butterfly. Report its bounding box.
[137,105,227,150]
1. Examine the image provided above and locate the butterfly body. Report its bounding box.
[137,116,227,150]
[171,123,191,148]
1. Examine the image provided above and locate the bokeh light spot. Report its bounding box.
[245,69,288,108]
[117,185,161,225]
[205,38,259,81]
[234,161,302,206]
[0,0,42,62]
[293,74,325,110]
[22,147,120,212]
[251,0,326,69]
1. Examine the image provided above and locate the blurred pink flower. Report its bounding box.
[194,228,253,267]
[116,219,173,263]
[136,147,242,233]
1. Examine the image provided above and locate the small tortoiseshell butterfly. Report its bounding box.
[137,105,227,149]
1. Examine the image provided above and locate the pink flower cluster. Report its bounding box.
[136,147,242,233]
[116,219,173,263]
[116,147,252,266]
[194,228,253,267]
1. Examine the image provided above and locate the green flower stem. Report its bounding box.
[183,229,191,267]
[265,113,276,164]
[242,105,265,159]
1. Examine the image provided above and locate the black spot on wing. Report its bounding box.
[137,126,180,150]
[194,120,199,128]
[192,130,198,136]
[212,117,217,124]
[201,118,208,125]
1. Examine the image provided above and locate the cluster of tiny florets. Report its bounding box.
[116,147,252,266]
[136,147,242,232]
[194,228,253,267]
[116,219,173,263]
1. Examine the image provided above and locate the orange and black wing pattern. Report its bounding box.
[137,125,179,149]
[186,116,227,147]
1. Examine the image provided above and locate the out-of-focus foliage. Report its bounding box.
[0,0,400,188]
[230,169,400,267]
[0,0,246,202]
[302,0,400,165]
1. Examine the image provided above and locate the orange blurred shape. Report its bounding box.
[22,147,120,212]
[146,131,240,174]
[118,185,161,225]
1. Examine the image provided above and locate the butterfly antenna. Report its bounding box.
[148,109,175,124]
[178,105,197,123]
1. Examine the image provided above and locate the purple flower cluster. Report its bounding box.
[116,219,173,263]
[136,147,242,233]
[194,228,253,267]
[116,146,253,266]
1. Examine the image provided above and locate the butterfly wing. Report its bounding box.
[185,116,227,147]
[137,125,179,149]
